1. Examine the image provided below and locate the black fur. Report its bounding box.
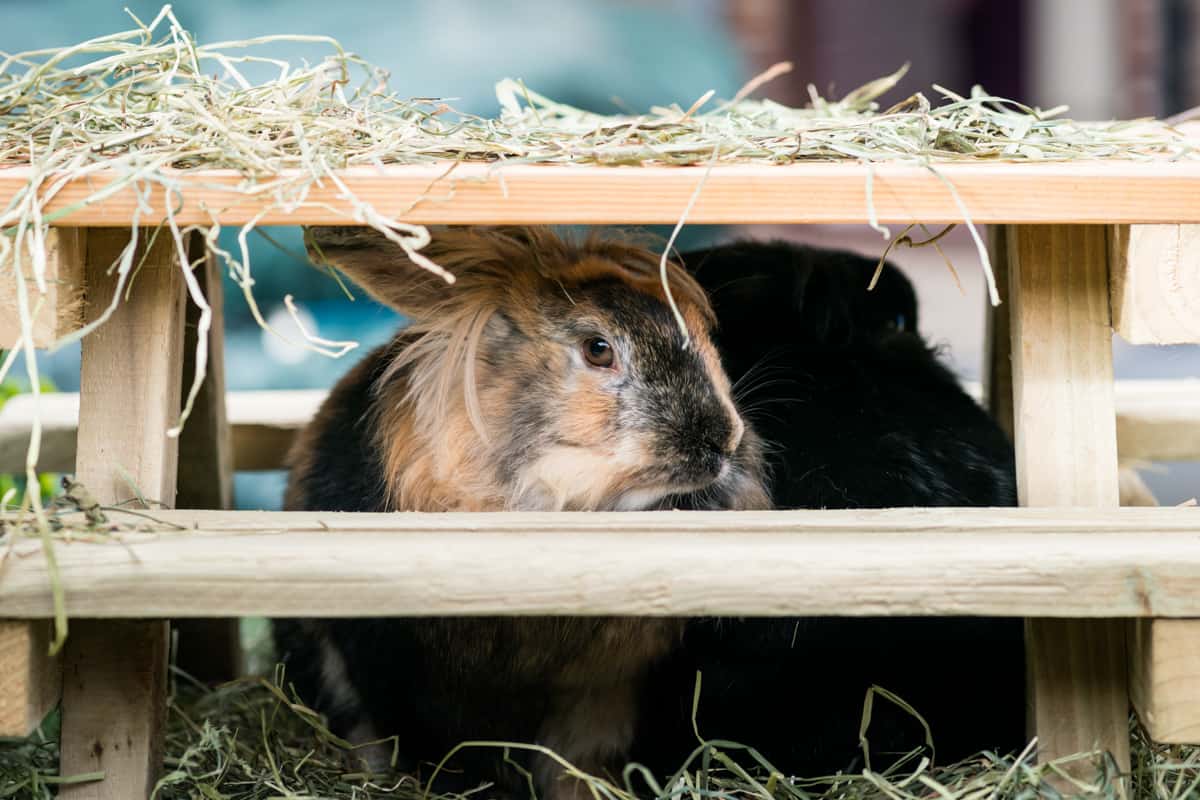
[629,241,1025,779]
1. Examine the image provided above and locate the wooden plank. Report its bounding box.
[59,227,186,800]
[1130,619,1200,742]
[0,228,85,348]
[174,238,241,684]
[3,161,1200,227]
[1113,379,1200,463]
[1,507,1199,619]
[1110,224,1200,344]
[1007,225,1129,772]
[983,225,1014,439]
[0,621,61,737]
[0,389,323,473]
[4,381,1199,475]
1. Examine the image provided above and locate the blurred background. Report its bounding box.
[2,0,1198,506]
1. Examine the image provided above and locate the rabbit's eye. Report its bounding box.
[582,337,615,368]
[885,314,907,333]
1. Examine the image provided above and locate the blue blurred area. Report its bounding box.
[2,1,746,509]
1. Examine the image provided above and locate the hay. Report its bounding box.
[2,666,1197,800]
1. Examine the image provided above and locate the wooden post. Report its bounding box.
[59,228,187,800]
[174,240,241,684]
[1115,224,1200,746]
[982,225,1014,438]
[1109,224,1200,345]
[0,621,61,736]
[0,229,84,739]
[1007,225,1129,776]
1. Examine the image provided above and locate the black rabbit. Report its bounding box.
[630,241,1024,780]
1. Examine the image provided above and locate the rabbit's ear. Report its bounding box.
[304,226,455,316]
[305,225,568,318]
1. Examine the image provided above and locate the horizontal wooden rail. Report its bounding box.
[4,160,1200,227]
[3,381,1197,475]
[0,507,1198,619]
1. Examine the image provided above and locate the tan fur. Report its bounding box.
[308,225,731,514]
[290,225,763,796]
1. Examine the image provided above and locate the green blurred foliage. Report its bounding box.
[0,359,62,506]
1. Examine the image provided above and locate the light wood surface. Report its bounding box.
[3,382,1197,474]
[0,621,61,737]
[0,227,85,348]
[59,228,186,800]
[1007,225,1129,772]
[1110,224,1200,345]
[3,161,1200,228]
[1,507,1199,619]
[1130,619,1200,743]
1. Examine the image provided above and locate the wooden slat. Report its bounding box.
[3,382,1198,475]
[59,228,186,800]
[1,507,1199,619]
[1110,224,1200,344]
[1007,225,1129,772]
[4,161,1200,227]
[0,390,322,474]
[0,227,85,348]
[0,621,61,737]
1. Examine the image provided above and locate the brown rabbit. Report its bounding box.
[273,226,767,800]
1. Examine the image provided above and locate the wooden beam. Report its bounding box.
[1007,225,1129,772]
[59,227,186,800]
[0,621,61,737]
[173,239,241,685]
[983,225,1014,439]
[3,160,1200,228]
[1,507,1199,619]
[0,227,85,348]
[1110,224,1200,344]
[4,381,1199,475]
[1130,619,1200,742]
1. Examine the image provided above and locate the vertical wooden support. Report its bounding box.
[1130,619,1200,742]
[59,228,186,800]
[1116,224,1200,746]
[175,241,242,684]
[0,621,61,736]
[0,229,84,738]
[0,227,86,348]
[982,225,1014,438]
[1007,225,1129,775]
[1109,224,1200,345]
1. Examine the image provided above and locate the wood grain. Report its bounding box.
[0,227,85,348]
[0,621,61,737]
[1110,224,1200,344]
[59,227,186,800]
[0,507,1198,619]
[1130,619,1200,743]
[1007,225,1129,772]
[4,161,1200,227]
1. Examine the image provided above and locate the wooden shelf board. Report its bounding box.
[1,507,1198,619]
[6,160,1200,227]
